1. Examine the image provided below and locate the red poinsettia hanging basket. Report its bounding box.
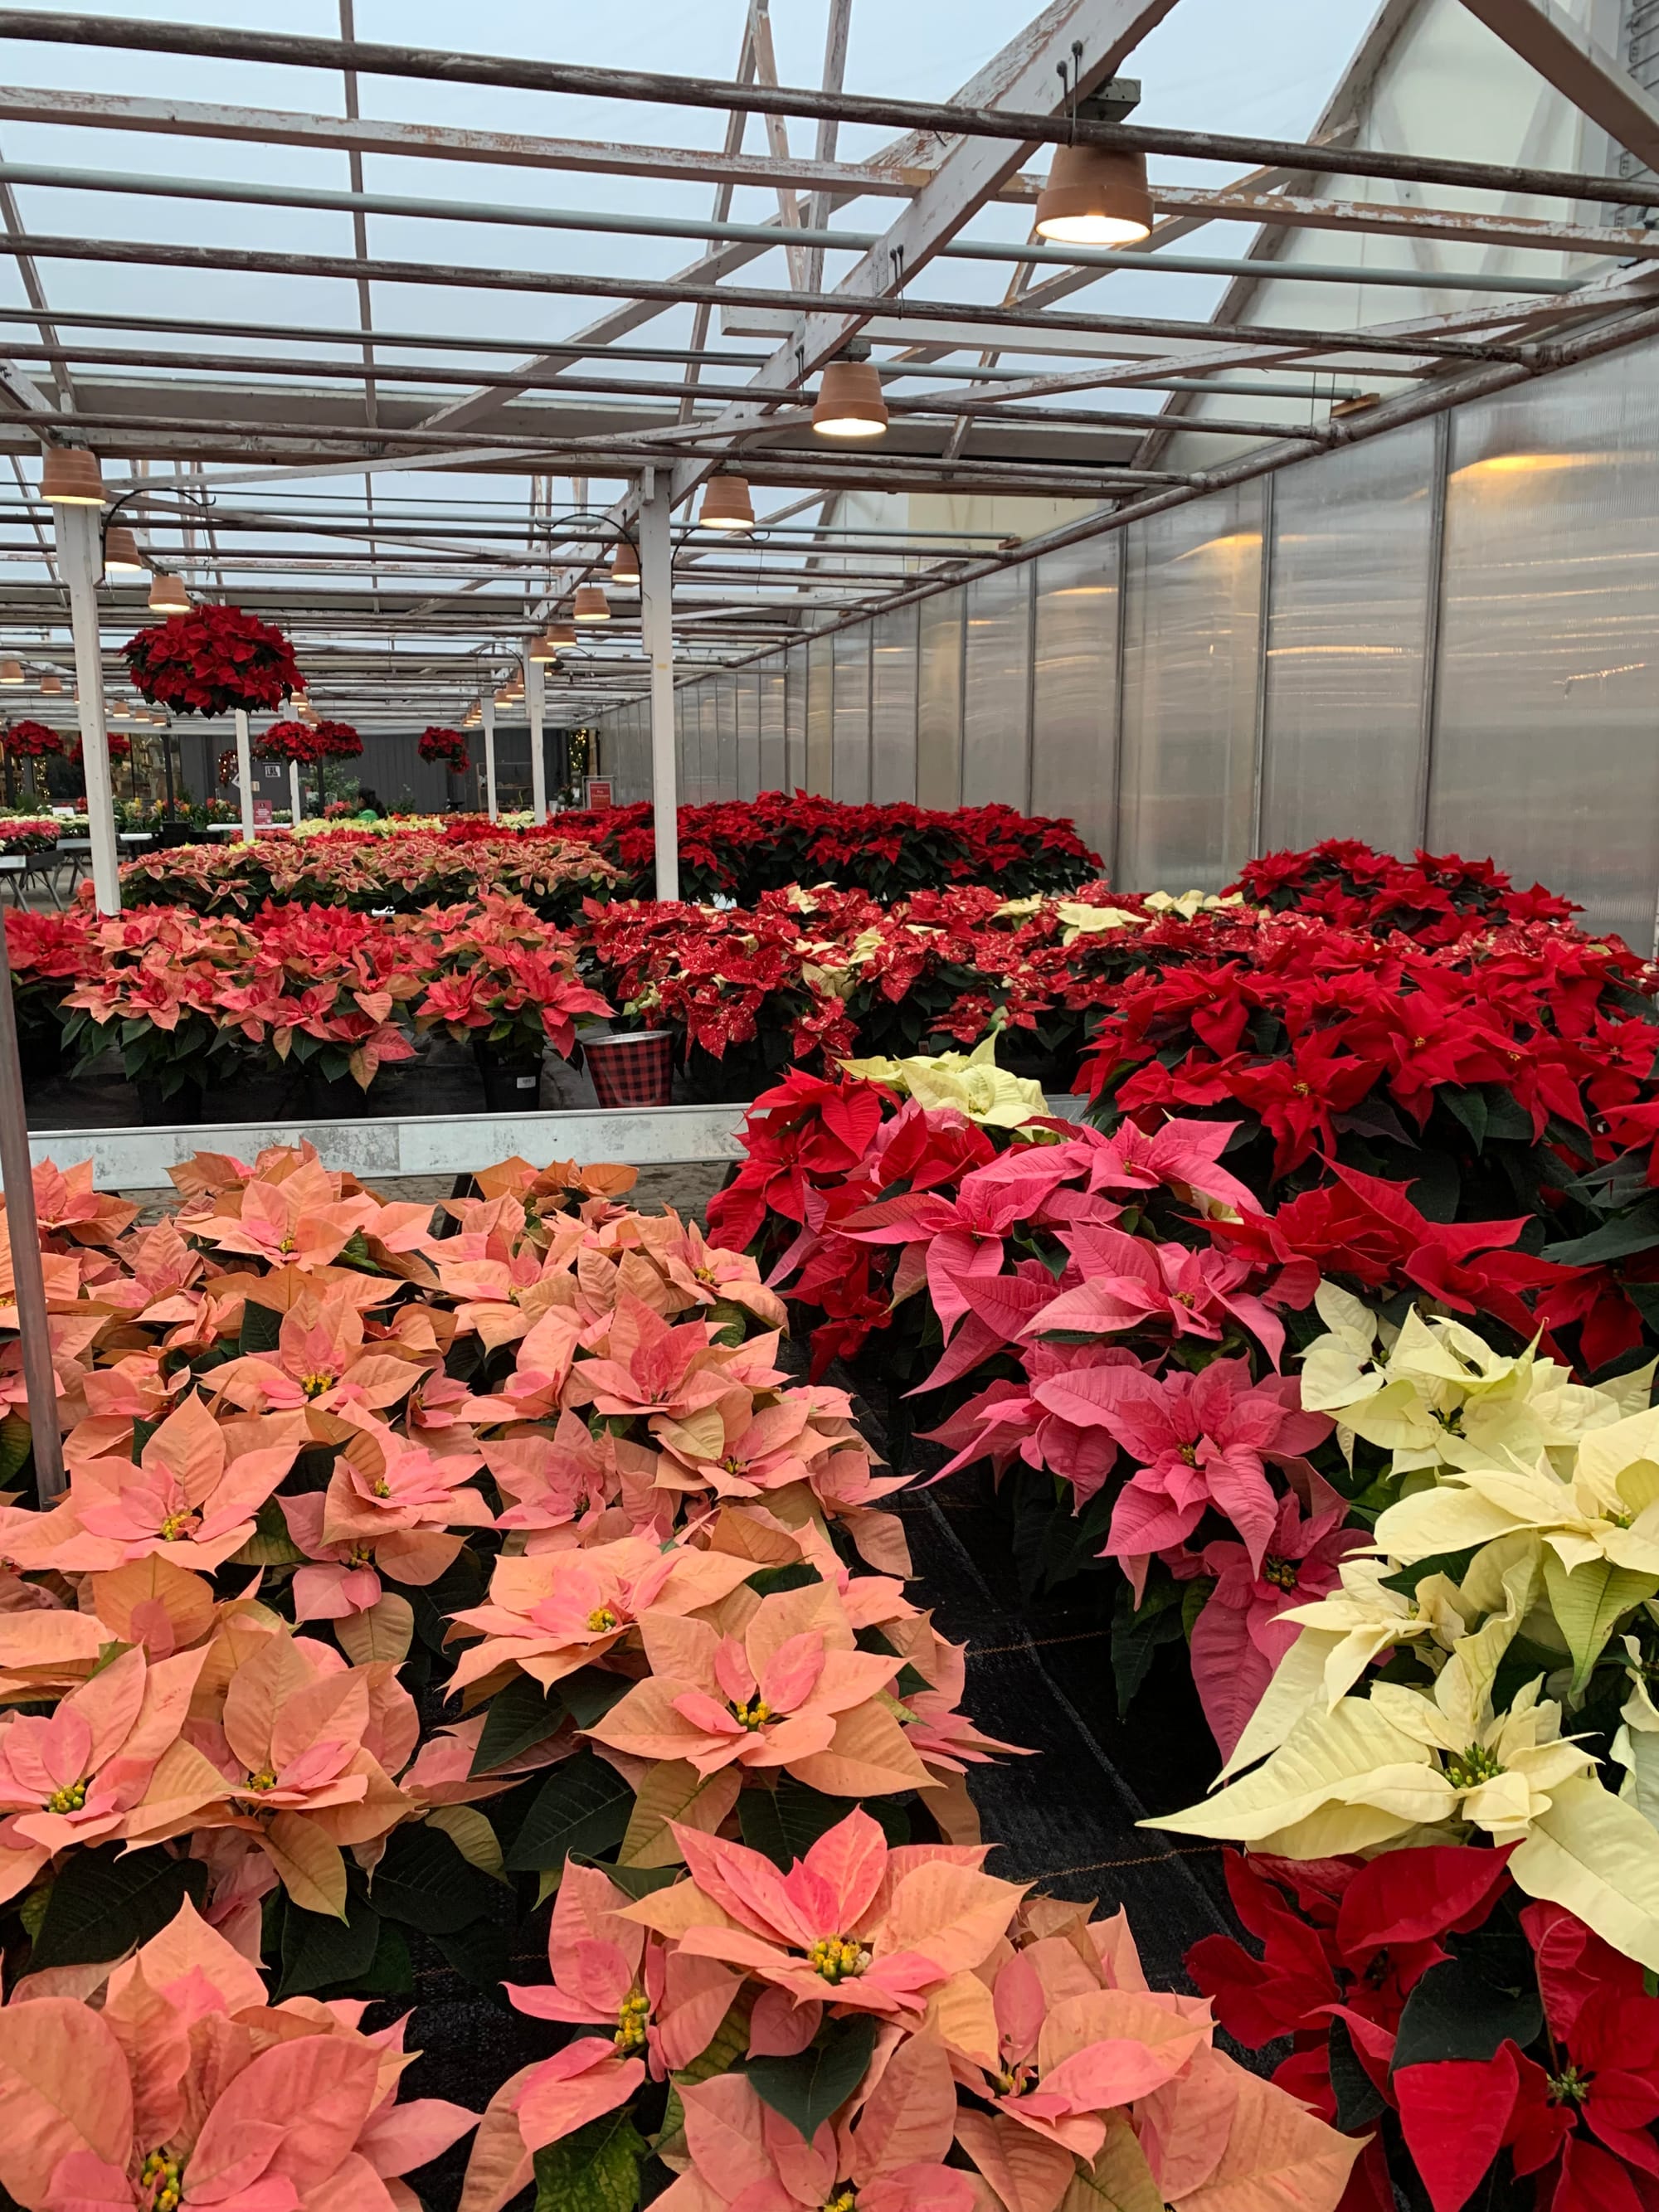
[2,719,62,760]
[417,726,469,772]
[256,719,319,766]
[124,605,304,718]
[312,719,362,761]
[70,731,130,765]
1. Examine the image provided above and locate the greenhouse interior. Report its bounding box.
[8,3,1659,2209]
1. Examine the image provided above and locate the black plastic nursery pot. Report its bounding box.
[471,1036,544,1112]
[303,1068,382,1121]
[134,1077,204,1126]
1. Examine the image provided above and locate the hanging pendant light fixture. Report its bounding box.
[39,672,63,696]
[103,524,144,573]
[549,621,579,648]
[1034,142,1152,243]
[39,447,105,505]
[610,539,640,585]
[0,662,23,687]
[528,629,562,664]
[572,584,611,623]
[812,348,888,440]
[1033,81,1153,245]
[698,474,755,531]
[148,571,190,615]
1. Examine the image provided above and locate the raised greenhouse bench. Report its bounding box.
[23,1095,1093,1179]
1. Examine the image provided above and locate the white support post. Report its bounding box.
[482,696,498,822]
[639,471,679,902]
[524,649,547,824]
[56,503,119,915]
[234,709,255,842]
[289,760,303,824]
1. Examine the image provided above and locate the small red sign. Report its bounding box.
[253,800,274,826]
[586,778,614,810]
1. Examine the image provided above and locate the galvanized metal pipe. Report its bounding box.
[0,161,1592,299]
[0,921,63,1502]
[0,234,1529,362]
[6,14,1659,210]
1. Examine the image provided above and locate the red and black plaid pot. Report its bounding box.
[586,1029,674,1110]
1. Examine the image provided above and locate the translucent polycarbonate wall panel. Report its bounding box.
[807,633,834,795]
[759,662,786,792]
[736,670,761,801]
[871,603,919,803]
[693,687,714,802]
[1260,426,1436,857]
[1119,484,1264,892]
[715,675,738,799]
[785,648,807,790]
[1431,348,1659,945]
[674,688,690,800]
[962,566,1034,809]
[1031,538,1118,863]
[833,625,872,802]
[917,586,964,808]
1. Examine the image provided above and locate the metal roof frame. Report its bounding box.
[0,0,1650,723]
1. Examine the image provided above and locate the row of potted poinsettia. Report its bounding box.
[0,1140,1361,2212]
[5,897,615,1119]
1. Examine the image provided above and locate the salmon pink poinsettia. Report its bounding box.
[278,1411,492,1622]
[211,1287,428,1416]
[586,1578,933,1799]
[445,1536,757,1698]
[663,2030,973,2212]
[622,1808,1024,2025]
[180,1628,415,1916]
[0,1643,223,1902]
[16,1393,302,1574]
[0,1897,476,2212]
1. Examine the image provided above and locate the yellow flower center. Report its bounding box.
[279,1235,296,1253]
[45,1780,87,1814]
[613,1991,650,2054]
[141,2151,182,2212]
[586,1607,620,1634]
[694,1266,718,1286]
[346,1544,375,1568]
[1262,1555,1299,1592]
[1173,1290,1197,1308]
[300,1370,337,1399]
[821,2194,857,2212]
[244,1767,279,1793]
[805,1935,869,1985]
[158,1509,198,1542]
[370,1475,391,1498]
[732,1698,773,1731]
[1446,1743,1505,1791]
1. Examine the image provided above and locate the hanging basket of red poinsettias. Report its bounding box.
[123,605,304,718]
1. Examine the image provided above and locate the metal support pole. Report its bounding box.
[56,503,119,915]
[289,758,303,824]
[161,722,177,819]
[524,649,547,824]
[482,694,498,821]
[234,708,254,841]
[0,921,65,1501]
[639,469,679,902]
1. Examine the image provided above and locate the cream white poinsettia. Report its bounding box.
[1149,1573,1659,1970]
[1612,1634,1659,1830]
[839,1031,1048,1129]
[1053,899,1149,943]
[1301,1291,1648,1479]
[1141,888,1247,920]
[1219,1554,1473,1781]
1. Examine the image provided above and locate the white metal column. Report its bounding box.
[56,503,120,915]
[482,695,498,821]
[289,760,304,824]
[234,709,255,843]
[524,649,547,823]
[639,472,679,902]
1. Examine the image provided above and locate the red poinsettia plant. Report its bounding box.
[123,604,303,717]
[255,717,316,765]
[2,720,61,760]
[418,725,470,771]
[1188,1847,1659,2212]
[69,732,130,766]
